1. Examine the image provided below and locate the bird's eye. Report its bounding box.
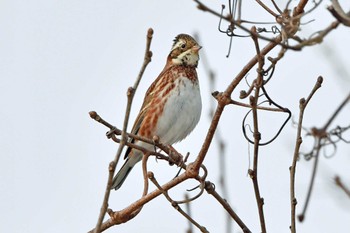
[181,43,186,49]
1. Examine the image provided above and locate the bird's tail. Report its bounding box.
[111,158,134,190]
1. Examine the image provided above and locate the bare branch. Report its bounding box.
[149,173,209,233]
[205,181,252,233]
[298,89,350,222]
[184,194,194,233]
[248,27,267,232]
[298,139,321,222]
[92,28,154,233]
[322,92,350,131]
[334,176,350,198]
[255,0,279,17]
[89,111,185,166]
[328,0,350,26]
[290,76,323,232]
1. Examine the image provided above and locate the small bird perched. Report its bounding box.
[111,34,202,190]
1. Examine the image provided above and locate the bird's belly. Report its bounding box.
[155,77,202,145]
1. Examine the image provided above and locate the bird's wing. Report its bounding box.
[123,68,169,159]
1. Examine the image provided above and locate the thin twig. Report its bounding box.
[248,26,266,233]
[205,181,252,233]
[298,139,321,222]
[322,91,350,131]
[92,28,154,233]
[89,111,184,165]
[298,89,350,222]
[149,173,209,233]
[290,76,323,232]
[194,0,230,20]
[184,194,194,233]
[334,176,350,198]
[255,0,278,17]
[271,0,283,14]
[227,96,286,112]
[328,0,350,27]
[141,152,153,197]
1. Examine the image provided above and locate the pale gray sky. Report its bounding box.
[1,1,350,233]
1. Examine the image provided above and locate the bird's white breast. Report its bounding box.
[155,77,201,145]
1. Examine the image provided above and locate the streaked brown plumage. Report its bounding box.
[111,34,202,190]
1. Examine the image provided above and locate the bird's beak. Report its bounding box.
[192,45,202,53]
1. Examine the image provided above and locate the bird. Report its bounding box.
[111,34,202,190]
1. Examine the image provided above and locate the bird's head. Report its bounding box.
[168,34,201,67]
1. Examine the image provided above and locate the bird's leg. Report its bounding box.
[152,135,160,162]
[152,135,159,152]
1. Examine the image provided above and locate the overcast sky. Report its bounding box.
[1,1,350,233]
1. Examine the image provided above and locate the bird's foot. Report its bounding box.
[167,145,184,166]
